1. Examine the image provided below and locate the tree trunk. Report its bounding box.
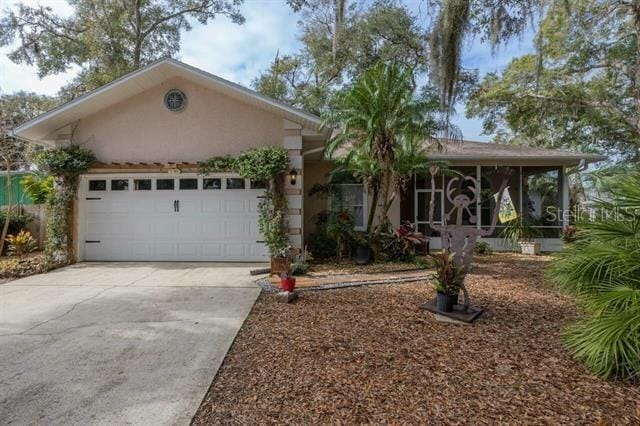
[366,186,379,234]
[0,167,13,255]
[133,0,143,68]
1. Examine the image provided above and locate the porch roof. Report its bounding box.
[428,140,605,166]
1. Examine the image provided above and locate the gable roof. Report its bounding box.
[428,140,605,165]
[13,58,322,144]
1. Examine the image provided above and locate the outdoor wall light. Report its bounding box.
[289,169,298,186]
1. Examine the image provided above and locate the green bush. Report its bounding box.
[0,211,35,236]
[474,241,492,255]
[20,174,54,204]
[235,146,289,181]
[547,172,640,380]
[34,144,96,176]
[308,231,337,260]
[197,156,235,175]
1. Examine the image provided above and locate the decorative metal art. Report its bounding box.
[427,165,510,310]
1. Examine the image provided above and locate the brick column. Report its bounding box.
[283,120,303,251]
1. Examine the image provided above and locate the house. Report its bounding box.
[13,59,604,261]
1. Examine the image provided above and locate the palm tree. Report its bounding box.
[324,62,439,237]
[547,172,640,379]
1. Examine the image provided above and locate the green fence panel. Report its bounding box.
[0,174,35,206]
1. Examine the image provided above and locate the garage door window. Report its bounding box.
[203,178,221,190]
[111,179,129,191]
[250,180,267,189]
[134,179,151,190]
[179,178,198,190]
[226,178,245,189]
[89,180,106,191]
[156,179,175,190]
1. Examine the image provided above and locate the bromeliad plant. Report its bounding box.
[6,230,37,258]
[547,171,640,380]
[382,221,427,261]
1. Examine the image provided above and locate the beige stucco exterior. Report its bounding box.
[303,160,401,242]
[73,76,286,164]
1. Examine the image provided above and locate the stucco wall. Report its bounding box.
[303,160,400,242]
[73,77,285,163]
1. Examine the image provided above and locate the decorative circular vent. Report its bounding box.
[164,89,186,112]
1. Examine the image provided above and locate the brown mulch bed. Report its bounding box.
[0,252,52,284]
[309,260,426,276]
[193,254,640,425]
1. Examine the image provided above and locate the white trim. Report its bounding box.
[333,183,368,231]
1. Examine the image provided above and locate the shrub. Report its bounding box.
[34,144,96,176]
[308,231,336,260]
[547,172,640,380]
[197,156,235,175]
[257,191,289,256]
[561,225,578,243]
[20,174,54,204]
[7,230,37,258]
[0,211,35,236]
[382,222,427,261]
[0,253,51,280]
[474,241,492,255]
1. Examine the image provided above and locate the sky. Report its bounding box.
[0,0,535,141]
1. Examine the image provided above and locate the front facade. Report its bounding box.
[14,59,603,262]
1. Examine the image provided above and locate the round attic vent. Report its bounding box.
[164,89,186,112]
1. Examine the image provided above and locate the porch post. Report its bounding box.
[283,119,303,252]
[476,165,481,230]
[561,165,570,229]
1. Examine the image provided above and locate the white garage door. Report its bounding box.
[78,174,269,261]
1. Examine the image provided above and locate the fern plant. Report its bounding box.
[547,172,640,380]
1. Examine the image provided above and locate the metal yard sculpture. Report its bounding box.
[427,166,510,311]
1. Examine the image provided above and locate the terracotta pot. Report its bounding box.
[280,277,296,292]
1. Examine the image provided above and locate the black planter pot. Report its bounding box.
[354,245,371,265]
[436,292,458,312]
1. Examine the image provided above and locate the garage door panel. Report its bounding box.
[82,175,268,262]
[202,199,222,213]
[177,243,200,258]
[202,243,224,258]
[225,244,247,258]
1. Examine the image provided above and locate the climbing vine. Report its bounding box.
[200,146,291,256]
[35,144,96,263]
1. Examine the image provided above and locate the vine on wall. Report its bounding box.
[35,144,96,263]
[199,146,291,256]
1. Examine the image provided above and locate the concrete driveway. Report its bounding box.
[0,262,264,426]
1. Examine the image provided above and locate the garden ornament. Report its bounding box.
[428,165,511,311]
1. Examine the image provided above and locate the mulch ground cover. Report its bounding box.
[309,260,426,276]
[193,254,640,425]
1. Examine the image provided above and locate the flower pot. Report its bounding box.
[271,256,290,275]
[354,245,371,265]
[436,292,458,312]
[280,277,296,292]
[519,241,541,255]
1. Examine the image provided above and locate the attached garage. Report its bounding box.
[12,59,327,262]
[77,174,269,261]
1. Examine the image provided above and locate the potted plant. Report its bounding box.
[430,251,465,312]
[280,271,296,292]
[270,246,292,276]
[353,231,371,265]
[500,218,542,255]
